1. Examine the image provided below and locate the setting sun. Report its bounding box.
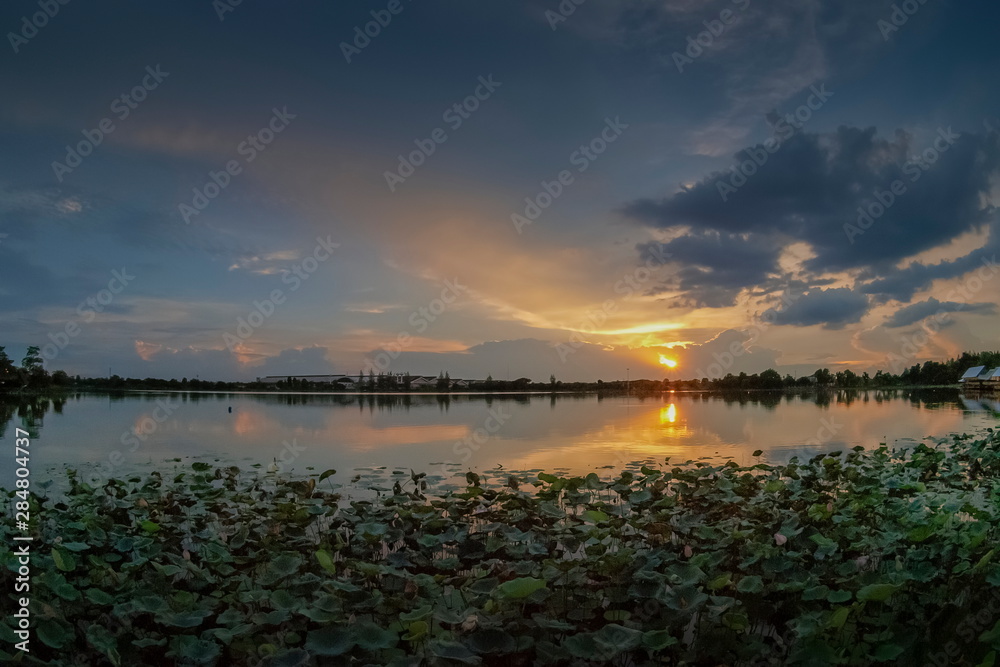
[659,354,678,368]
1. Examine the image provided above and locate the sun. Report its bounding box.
[659,354,678,368]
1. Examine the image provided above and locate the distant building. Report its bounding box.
[959,366,998,389]
[257,374,356,384]
[254,373,482,390]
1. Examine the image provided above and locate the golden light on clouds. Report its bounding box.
[134,340,163,361]
[583,322,685,336]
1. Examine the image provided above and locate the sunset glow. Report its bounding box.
[660,404,678,424]
[2,4,997,385]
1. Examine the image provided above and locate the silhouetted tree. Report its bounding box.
[0,346,15,387]
[21,346,49,388]
[759,368,783,389]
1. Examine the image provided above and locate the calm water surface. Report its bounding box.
[2,389,998,490]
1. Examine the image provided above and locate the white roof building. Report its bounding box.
[960,366,987,382]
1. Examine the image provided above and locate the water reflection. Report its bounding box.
[0,394,64,437]
[659,404,678,424]
[0,389,996,488]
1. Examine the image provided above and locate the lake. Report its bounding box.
[3,388,998,492]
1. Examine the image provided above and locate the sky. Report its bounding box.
[1,0,999,382]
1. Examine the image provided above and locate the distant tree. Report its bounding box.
[22,346,42,372]
[51,370,70,386]
[512,377,531,391]
[0,346,15,386]
[814,368,833,385]
[920,360,953,385]
[759,368,783,389]
[21,346,49,388]
[872,370,893,387]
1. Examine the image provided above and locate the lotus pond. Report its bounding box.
[3,430,1000,666]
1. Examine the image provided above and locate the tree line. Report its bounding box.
[2,344,998,393]
[669,351,1000,392]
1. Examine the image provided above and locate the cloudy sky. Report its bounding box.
[1,1,998,382]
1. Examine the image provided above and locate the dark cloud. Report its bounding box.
[765,288,868,329]
[638,233,781,307]
[623,126,1000,328]
[883,297,996,328]
[625,127,1000,275]
[860,221,1000,302]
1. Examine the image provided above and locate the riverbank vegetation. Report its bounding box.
[3,344,999,394]
[3,430,1000,665]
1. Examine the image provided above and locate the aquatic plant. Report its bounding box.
[3,431,1000,665]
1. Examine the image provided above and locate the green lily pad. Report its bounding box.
[857,583,899,602]
[496,576,547,599]
[305,627,354,656]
